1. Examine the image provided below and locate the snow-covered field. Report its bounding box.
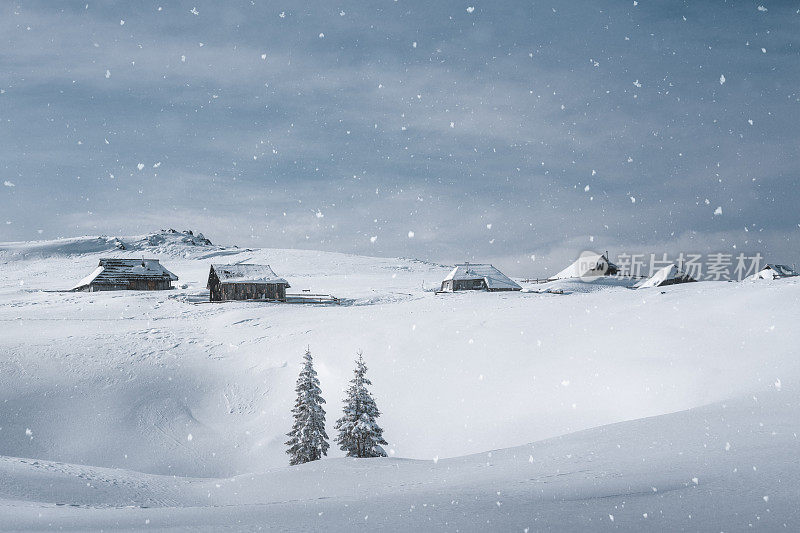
[1,231,799,531]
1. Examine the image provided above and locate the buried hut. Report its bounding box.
[634,264,696,289]
[440,263,522,292]
[746,264,799,281]
[550,252,620,280]
[207,264,290,302]
[71,258,178,292]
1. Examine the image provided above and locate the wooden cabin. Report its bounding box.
[440,263,522,292]
[207,264,290,302]
[72,258,178,292]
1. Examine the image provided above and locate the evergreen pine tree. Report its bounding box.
[335,351,388,458]
[285,348,329,465]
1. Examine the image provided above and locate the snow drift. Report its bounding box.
[1,232,799,530]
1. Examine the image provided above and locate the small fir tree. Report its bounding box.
[285,348,329,465]
[335,351,388,458]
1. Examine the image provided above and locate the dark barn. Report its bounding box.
[72,258,178,292]
[207,264,290,302]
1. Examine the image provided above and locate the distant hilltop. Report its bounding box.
[0,229,223,260]
[134,229,213,249]
[99,229,215,251]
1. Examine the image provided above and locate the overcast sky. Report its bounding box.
[1,1,798,275]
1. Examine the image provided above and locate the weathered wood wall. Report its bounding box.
[83,279,173,291]
[441,279,487,291]
[440,279,520,292]
[127,279,173,291]
[208,280,287,302]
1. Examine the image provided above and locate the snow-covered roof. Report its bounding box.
[634,264,696,289]
[210,264,289,285]
[747,264,799,280]
[72,258,178,290]
[443,264,522,290]
[551,253,619,280]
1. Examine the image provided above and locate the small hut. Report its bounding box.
[551,252,619,280]
[440,263,522,292]
[207,264,290,302]
[72,258,178,292]
[634,264,696,289]
[746,264,799,281]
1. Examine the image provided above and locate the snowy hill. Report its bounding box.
[0,229,218,261]
[1,233,799,529]
[2,389,798,531]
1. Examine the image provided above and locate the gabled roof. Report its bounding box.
[209,264,289,285]
[551,253,619,280]
[72,258,178,290]
[749,264,799,280]
[443,263,522,290]
[634,264,696,289]
[764,264,798,277]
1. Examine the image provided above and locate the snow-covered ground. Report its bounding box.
[1,231,799,530]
